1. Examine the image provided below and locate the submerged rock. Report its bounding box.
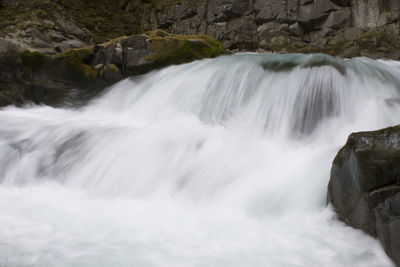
[0,31,225,107]
[328,125,400,265]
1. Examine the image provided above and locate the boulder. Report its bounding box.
[376,193,400,265]
[328,125,400,265]
[0,30,225,107]
[93,30,226,76]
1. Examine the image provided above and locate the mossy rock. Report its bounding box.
[96,31,226,76]
[11,49,105,106]
[147,33,225,62]
[21,49,98,84]
[100,64,123,83]
[0,31,225,107]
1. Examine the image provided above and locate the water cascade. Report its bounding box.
[1,53,400,267]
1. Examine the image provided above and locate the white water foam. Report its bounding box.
[1,53,399,266]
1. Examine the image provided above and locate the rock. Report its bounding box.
[54,39,89,53]
[1,0,399,59]
[322,9,351,30]
[298,0,339,30]
[330,0,351,7]
[375,192,400,265]
[100,64,123,84]
[0,0,21,7]
[93,30,226,76]
[0,31,225,107]
[254,0,285,23]
[226,17,258,50]
[328,125,400,265]
[289,22,305,37]
[208,0,249,22]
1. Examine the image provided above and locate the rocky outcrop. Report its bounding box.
[92,30,225,77]
[328,125,400,266]
[0,31,225,106]
[135,0,400,59]
[0,0,399,59]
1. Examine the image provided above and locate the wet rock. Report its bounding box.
[0,31,225,107]
[375,193,400,265]
[100,64,123,84]
[328,125,400,265]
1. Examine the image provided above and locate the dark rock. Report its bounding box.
[328,125,400,265]
[376,193,400,265]
[0,31,226,107]
[100,64,123,84]
[330,0,351,7]
[289,22,305,36]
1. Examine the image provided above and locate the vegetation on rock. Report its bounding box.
[0,31,225,106]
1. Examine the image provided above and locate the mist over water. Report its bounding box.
[1,53,400,266]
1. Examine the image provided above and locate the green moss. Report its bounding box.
[57,49,98,80]
[146,34,225,68]
[20,51,47,71]
[21,49,98,83]
[99,36,129,48]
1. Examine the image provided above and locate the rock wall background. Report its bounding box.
[0,0,399,59]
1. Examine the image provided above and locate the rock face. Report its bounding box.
[0,31,225,106]
[0,0,399,59]
[328,125,400,266]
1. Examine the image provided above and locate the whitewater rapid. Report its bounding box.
[1,53,400,266]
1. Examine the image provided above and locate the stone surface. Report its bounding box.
[0,31,225,107]
[328,125,400,266]
[0,0,399,59]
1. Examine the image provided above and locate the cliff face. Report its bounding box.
[137,0,400,58]
[1,0,399,59]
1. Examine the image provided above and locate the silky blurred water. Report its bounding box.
[1,53,399,267]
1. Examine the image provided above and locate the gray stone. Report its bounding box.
[328,125,400,265]
[53,39,89,53]
[208,0,249,21]
[289,22,305,36]
[322,8,351,30]
[254,0,285,23]
[343,27,364,41]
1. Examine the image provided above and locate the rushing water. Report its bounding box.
[1,53,400,267]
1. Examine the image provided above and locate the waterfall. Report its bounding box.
[1,53,399,266]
